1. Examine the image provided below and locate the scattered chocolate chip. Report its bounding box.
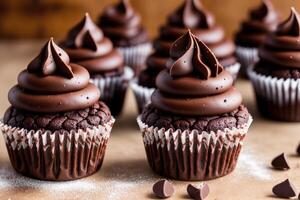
[271,153,290,170]
[298,193,300,200]
[297,143,300,155]
[272,179,297,198]
[152,179,174,198]
[187,183,209,200]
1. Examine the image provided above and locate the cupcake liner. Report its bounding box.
[137,116,252,181]
[224,62,241,81]
[249,68,300,121]
[236,46,259,78]
[0,118,115,181]
[91,67,134,116]
[117,43,152,75]
[130,78,155,113]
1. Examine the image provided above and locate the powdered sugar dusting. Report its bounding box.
[237,150,272,181]
[0,163,151,200]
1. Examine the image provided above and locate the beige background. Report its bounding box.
[0,41,300,200]
[1,0,300,39]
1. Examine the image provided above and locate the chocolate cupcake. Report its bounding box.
[0,38,115,181]
[235,0,280,77]
[249,8,300,121]
[62,13,133,116]
[98,0,151,74]
[137,31,252,181]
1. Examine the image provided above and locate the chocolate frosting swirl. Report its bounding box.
[8,38,100,113]
[146,0,235,82]
[258,8,300,68]
[151,31,242,116]
[62,13,124,76]
[98,0,149,47]
[235,0,280,47]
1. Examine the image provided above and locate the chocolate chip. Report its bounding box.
[152,179,174,198]
[272,179,297,198]
[298,193,300,200]
[271,153,290,170]
[297,143,300,155]
[187,183,209,200]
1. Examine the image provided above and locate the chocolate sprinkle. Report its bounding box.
[271,153,290,170]
[272,179,297,198]
[187,183,210,200]
[152,180,174,198]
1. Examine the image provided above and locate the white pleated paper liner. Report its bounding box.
[236,46,259,78]
[117,42,152,75]
[0,117,115,181]
[137,116,252,181]
[224,62,241,81]
[249,67,300,121]
[130,78,155,114]
[90,67,134,116]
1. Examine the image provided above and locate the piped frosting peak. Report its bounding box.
[250,0,278,23]
[276,7,300,36]
[28,38,74,79]
[115,0,134,16]
[65,13,103,51]
[168,0,214,29]
[168,30,223,79]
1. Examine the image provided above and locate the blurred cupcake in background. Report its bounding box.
[61,13,133,116]
[131,0,240,114]
[235,0,280,77]
[1,38,114,181]
[137,30,252,180]
[249,8,300,121]
[98,0,151,75]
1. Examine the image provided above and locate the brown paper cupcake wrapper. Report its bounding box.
[0,118,115,181]
[91,67,134,116]
[249,68,300,121]
[117,43,152,75]
[130,78,155,113]
[137,116,252,181]
[236,46,259,77]
[224,62,241,81]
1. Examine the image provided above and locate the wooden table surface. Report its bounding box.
[0,41,299,200]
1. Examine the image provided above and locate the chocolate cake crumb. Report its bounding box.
[141,104,250,132]
[255,61,300,79]
[4,101,111,132]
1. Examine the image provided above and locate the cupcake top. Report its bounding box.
[151,30,242,116]
[98,0,149,47]
[235,0,280,48]
[154,0,236,67]
[255,8,300,79]
[62,13,124,77]
[8,38,100,113]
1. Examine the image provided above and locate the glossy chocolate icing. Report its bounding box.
[62,13,124,76]
[235,0,280,47]
[98,0,149,47]
[8,38,100,113]
[153,0,236,67]
[258,8,300,68]
[151,31,242,116]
